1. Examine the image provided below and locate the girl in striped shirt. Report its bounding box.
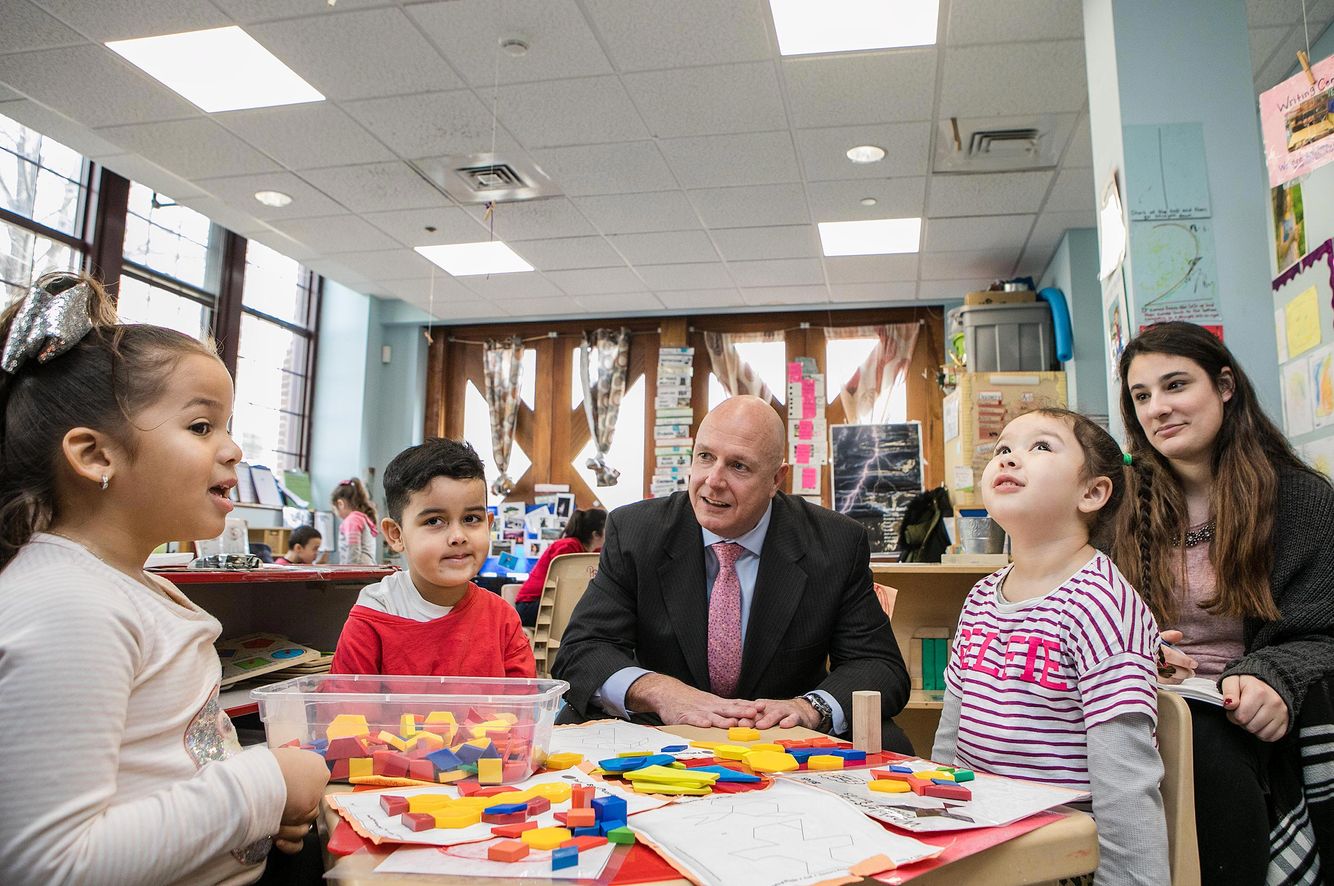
[932,408,1168,885]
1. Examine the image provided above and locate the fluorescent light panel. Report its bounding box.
[769,0,939,55]
[818,218,921,256]
[107,26,323,113]
[415,241,533,276]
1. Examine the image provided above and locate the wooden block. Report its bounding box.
[923,782,972,801]
[488,839,530,863]
[852,690,881,754]
[408,759,434,782]
[543,752,583,770]
[482,811,527,824]
[326,714,370,740]
[952,769,975,782]
[565,808,596,828]
[425,710,457,725]
[328,758,349,780]
[727,726,761,742]
[606,826,636,845]
[432,807,483,829]
[747,743,785,753]
[571,785,595,808]
[407,794,453,813]
[379,795,408,815]
[591,795,627,823]
[436,769,467,784]
[456,779,481,796]
[551,845,579,870]
[562,835,608,851]
[324,736,365,760]
[806,755,844,771]
[868,779,912,794]
[401,811,436,832]
[525,795,551,815]
[746,751,799,773]
[477,758,503,785]
[399,713,418,736]
[491,821,539,838]
[521,827,572,850]
[376,730,407,751]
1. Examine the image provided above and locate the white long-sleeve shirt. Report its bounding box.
[0,534,286,886]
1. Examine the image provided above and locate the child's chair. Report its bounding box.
[531,552,600,678]
[1155,689,1201,885]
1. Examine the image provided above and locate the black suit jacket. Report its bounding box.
[552,491,911,751]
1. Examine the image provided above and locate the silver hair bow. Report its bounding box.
[1,275,95,373]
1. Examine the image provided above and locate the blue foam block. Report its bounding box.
[551,846,579,870]
[599,818,626,836]
[692,765,762,784]
[425,748,462,771]
[598,753,674,773]
[889,764,914,773]
[660,744,688,753]
[485,801,528,815]
[455,743,486,765]
[830,749,866,761]
[573,825,602,837]
[931,777,957,786]
[591,795,627,824]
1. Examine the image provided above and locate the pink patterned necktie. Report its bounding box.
[708,541,745,698]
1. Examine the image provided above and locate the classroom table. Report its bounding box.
[320,724,1097,885]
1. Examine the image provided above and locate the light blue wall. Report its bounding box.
[1038,229,1108,423]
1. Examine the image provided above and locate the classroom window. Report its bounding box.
[571,374,645,510]
[233,241,317,472]
[826,336,907,424]
[0,215,80,307]
[463,379,532,492]
[705,340,788,411]
[122,181,222,293]
[115,274,212,339]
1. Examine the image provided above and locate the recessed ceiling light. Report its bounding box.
[769,0,939,55]
[500,37,530,57]
[415,241,533,276]
[846,144,886,164]
[107,26,324,113]
[254,190,293,208]
[859,197,878,206]
[818,218,921,256]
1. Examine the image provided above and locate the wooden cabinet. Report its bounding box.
[872,563,994,756]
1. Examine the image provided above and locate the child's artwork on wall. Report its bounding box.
[1273,180,1307,272]
[1273,240,1334,454]
[1260,55,1334,186]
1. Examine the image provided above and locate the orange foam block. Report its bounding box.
[565,808,596,828]
[488,839,530,863]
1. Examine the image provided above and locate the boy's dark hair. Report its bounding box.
[384,438,486,521]
[289,525,321,548]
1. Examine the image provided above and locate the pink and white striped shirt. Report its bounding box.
[944,552,1160,791]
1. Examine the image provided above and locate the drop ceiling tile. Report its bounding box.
[1249,25,1290,75]
[546,266,647,294]
[574,191,701,234]
[0,0,85,53]
[823,254,919,284]
[1247,0,1307,25]
[582,0,772,71]
[0,99,123,158]
[1027,210,1096,251]
[918,278,992,302]
[97,117,279,178]
[299,162,449,212]
[97,152,208,199]
[467,197,596,241]
[173,195,269,236]
[688,183,809,229]
[605,229,718,264]
[740,285,829,306]
[303,259,373,292]
[210,0,387,22]
[336,248,437,281]
[196,171,344,219]
[250,8,463,101]
[654,288,744,309]
[636,262,733,290]
[495,76,648,148]
[216,104,392,170]
[416,297,509,321]
[624,62,786,138]
[530,141,678,196]
[270,213,400,252]
[0,86,20,103]
[793,121,932,181]
[460,272,563,300]
[1064,116,1093,167]
[783,51,937,128]
[0,45,198,127]
[920,249,1018,281]
[373,274,478,303]
[572,291,664,313]
[30,0,229,41]
[492,296,577,317]
[710,225,820,261]
[362,207,489,247]
[924,214,1035,252]
[343,90,520,160]
[658,131,800,188]
[928,171,1052,217]
[242,227,321,261]
[806,177,926,222]
[407,0,612,86]
[940,41,1087,117]
[946,0,1083,44]
[729,258,825,288]
[1045,167,1095,213]
[828,281,917,302]
[509,236,625,271]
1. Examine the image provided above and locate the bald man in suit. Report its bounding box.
[553,395,911,751]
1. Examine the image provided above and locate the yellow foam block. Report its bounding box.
[425,711,457,725]
[807,755,844,771]
[399,714,418,736]
[668,762,687,769]
[343,757,371,778]
[727,726,762,742]
[746,751,799,773]
[349,775,435,787]
[494,712,518,725]
[748,743,785,753]
[408,794,454,813]
[521,827,572,850]
[622,765,719,786]
[713,744,751,761]
[477,758,503,785]
[432,807,482,829]
[376,730,407,751]
[689,740,720,749]
[915,770,951,781]
[326,714,370,740]
[465,738,492,749]
[528,782,572,803]
[452,796,498,809]
[437,769,467,784]
[543,752,583,770]
[406,731,445,751]
[868,779,912,794]
[632,782,712,795]
[618,750,653,757]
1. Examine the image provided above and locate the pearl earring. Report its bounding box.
[100,474,109,490]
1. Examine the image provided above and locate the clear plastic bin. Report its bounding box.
[252,674,568,784]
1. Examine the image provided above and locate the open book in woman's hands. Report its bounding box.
[1162,676,1224,706]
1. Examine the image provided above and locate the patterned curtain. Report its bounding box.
[579,327,631,487]
[482,336,524,496]
[703,330,781,401]
[825,323,920,424]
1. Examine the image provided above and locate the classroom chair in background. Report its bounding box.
[1155,688,1201,885]
[531,552,600,678]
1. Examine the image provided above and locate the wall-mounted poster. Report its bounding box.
[1273,179,1307,273]
[830,423,924,556]
[1259,55,1334,186]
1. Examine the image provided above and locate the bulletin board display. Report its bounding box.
[1272,239,1334,476]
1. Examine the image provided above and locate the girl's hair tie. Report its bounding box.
[1122,452,1133,466]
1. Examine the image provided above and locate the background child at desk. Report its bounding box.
[274,525,322,566]
[514,507,606,627]
[330,438,534,678]
[931,408,1168,886]
[0,273,329,885]
[331,477,377,565]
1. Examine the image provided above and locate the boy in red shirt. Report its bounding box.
[331,439,535,678]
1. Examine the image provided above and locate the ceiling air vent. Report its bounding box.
[411,152,563,205]
[932,115,1071,174]
[969,128,1041,156]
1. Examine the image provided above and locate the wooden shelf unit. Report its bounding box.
[873,563,997,755]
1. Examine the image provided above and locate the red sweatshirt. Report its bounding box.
[515,536,586,604]
[331,580,535,678]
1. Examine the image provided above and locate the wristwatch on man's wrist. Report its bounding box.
[800,692,833,732]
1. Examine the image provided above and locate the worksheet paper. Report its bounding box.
[630,780,939,886]
[373,840,615,879]
[549,720,715,761]
[785,760,1088,833]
